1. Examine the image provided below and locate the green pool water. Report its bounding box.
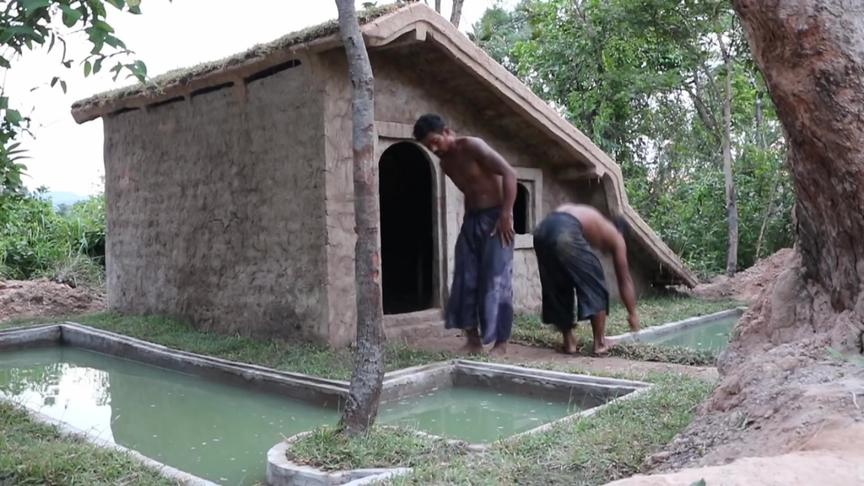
[0,346,580,484]
[644,317,737,352]
[381,387,577,444]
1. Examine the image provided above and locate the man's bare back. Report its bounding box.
[554,204,624,254]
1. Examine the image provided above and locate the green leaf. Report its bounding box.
[103,34,126,49]
[21,0,51,15]
[5,110,22,124]
[106,0,126,8]
[84,60,92,77]
[50,76,59,88]
[93,57,103,74]
[128,0,141,6]
[93,20,115,33]
[60,5,84,27]
[60,80,67,94]
[0,97,7,109]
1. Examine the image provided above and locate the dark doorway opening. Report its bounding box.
[379,143,435,315]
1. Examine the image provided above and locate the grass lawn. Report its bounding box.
[0,402,175,486]
[0,312,454,381]
[512,296,740,366]
[289,372,712,485]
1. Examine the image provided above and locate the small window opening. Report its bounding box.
[244,59,302,84]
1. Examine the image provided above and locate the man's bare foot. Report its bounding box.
[560,330,579,354]
[561,341,579,355]
[592,343,610,357]
[489,342,508,356]
[459,340,484,355]
[459,330,484,355]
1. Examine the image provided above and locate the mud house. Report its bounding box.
[71,3,696,346]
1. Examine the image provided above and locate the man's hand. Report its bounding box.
[493,212,515,247]
[628,313,641,333]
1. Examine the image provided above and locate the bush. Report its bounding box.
[0,190,105,287]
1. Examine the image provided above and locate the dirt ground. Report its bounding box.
[690,248,795,303]
[410,334,719,381]
[0,279,105,323]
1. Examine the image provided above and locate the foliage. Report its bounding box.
[473,0,794,275]
[0,189,105,286]
[0,0,152,194]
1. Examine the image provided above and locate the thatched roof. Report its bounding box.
[71,4,401,117]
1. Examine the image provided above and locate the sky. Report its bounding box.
[8,0,511,196]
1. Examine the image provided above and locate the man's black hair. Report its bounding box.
[413,113,447,141]
[614,216,630,237]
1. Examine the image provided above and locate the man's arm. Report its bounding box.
[466,138,517,246]
[611,235,640,331]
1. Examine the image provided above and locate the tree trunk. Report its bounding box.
[435,0,441,14]
[334,0,386,436]
[733,0,864,310]
[719,35,739,276]
[450,0,464,28]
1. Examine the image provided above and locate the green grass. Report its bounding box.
[0,313,454,381]
[288,426,467,471]
[384,373,712,485]
[0,402,174,486]
[511,296,738,366]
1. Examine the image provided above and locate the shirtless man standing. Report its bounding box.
[532,204,640,356]
[413,114,517,355]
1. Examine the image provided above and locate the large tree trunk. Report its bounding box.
[734,0,864,309]
[719,36,739,276]
[334,0,386,436]
[450,0,465,28]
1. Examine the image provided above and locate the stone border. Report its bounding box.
[607,307,747,346]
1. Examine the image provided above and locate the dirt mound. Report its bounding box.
[692,248,794,303]
[0,279,105,323]
[608,423,864,486]
[632,250,864,479]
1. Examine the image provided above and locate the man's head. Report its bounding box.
[413,113,455,157]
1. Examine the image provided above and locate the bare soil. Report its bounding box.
[691,248,795,303]
[412,335,719,381]
[0,279,105,323]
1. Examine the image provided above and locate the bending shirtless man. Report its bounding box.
[532,204,640,356]
[413,114,517,355]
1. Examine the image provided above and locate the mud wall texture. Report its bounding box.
[103,61,330,341]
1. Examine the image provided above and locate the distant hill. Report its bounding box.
[43,191,88,208]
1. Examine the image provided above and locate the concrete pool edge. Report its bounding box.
[0,395,219,486]
[1,323,652,485]
[267,431,411,486]
[607,307,747,346]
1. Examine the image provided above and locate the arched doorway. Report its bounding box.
[379,143,435,315]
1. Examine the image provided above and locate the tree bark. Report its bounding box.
[334,0,386,436]
[435,0,441,14]
[719,35,739,276]
[733,0,864,311]
[450,0,464,28]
